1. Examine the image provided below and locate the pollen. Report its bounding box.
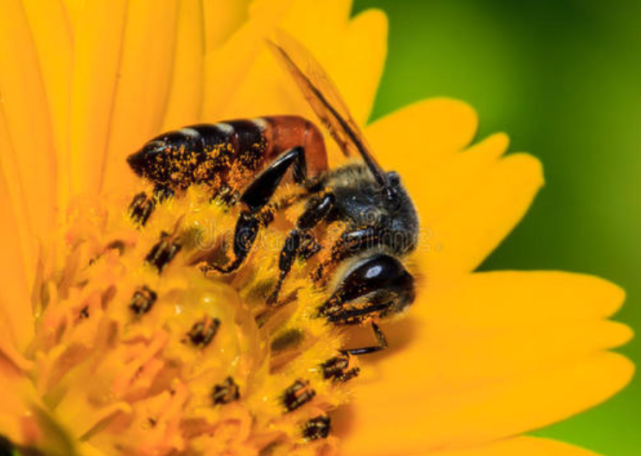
[30,183,358,456]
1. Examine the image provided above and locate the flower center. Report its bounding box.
[30,183,360,455]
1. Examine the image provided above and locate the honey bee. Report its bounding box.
[127,33,419,355]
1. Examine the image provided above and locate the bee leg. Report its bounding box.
[209,208,275,273]
[267,192,335,304]
[241,146,307,210]
[153,184,174,202]
[343,322,388,356]
[324,302,391,323]
[209,147,309,274]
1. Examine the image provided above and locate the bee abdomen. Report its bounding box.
[127,116,327,192]
[127,121,262,189]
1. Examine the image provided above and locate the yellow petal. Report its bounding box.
[205,0,386,132]
[0,157,34,352]
[69,0,129,196]
[203,0,250,51]
[102,0,180,195]
[420,153,543,280]
[201,1,287,121]
[366,98,479,168]
[338,352,632,456]
[22,0,73,212]
[79,442,109,456]
[62,0,86,34]
[345,8,388,123]
[427,436,603,456]
[0,319,32,373]
[0,363,77,455]
[397,132,510,219]
[385,320,630,392]
[336,272,633,456]
[0,0,56,243]
[162,0,205,131]
[0,361,33,446]
[312,7,388,124]
[421,271,627,327]
[0,102,35,289]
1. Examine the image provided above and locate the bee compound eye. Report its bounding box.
[340,255,413,303]
[318,254,415,322]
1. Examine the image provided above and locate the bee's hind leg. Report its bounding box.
[208,147,309,274]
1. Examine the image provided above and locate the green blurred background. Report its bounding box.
[353,0,640,454]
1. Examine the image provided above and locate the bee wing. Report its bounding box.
[268,31,389,188]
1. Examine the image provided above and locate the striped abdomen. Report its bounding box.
[127,116,328,191]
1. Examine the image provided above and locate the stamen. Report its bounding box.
[302,415,331,441]
[79,306,90,320]
[129,192,156,226]
[145,231,182,272]
[129,286,158,315]
[282,379,316,412]
[321,354,360,382]
[187,318,221,347]
[37,184,358,454]
[270,328,304,352]
[105,240,127,255]
[212,377,240,405]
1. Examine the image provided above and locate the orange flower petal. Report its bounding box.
[0,103,36,288]
[22,0,73,212]
[336,272,633,456]
[69,0,129,196]
[62,0,86,34]
[203,0,250,52]
[0,159,34,352]
[101,0,180,195]
[427,436,604,456]
[79,443,109,456]
[0,0,57,244]
[161,0,205,131]
[0,363,77,455]
[0,361,33,446]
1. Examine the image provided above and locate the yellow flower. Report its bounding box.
[0,1,633,456]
